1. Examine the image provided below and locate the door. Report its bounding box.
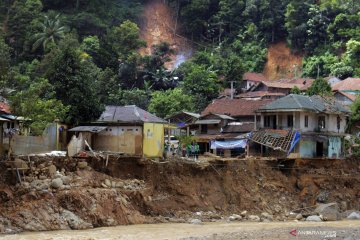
[316,141,323,157]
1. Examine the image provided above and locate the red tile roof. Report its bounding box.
[335,91,358,102]
[332,78,360,91]
[243,72,268,82]
[201,99,273,117]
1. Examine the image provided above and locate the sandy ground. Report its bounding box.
[1,220,359,240]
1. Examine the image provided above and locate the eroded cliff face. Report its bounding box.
[0,156,359,233]
[263,41,304,80]
[139,0,192,69]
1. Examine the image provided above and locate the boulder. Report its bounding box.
[104,179,111,187]
[261,212,273,221]
[314,202,340,221]
[47,165,57,177]
[61,176,72,185]
[248,215,260,222]
[296,214,303,220]
[240,210,247,217]
[228,214,242,221]
[13,159,28,169]
[347,212,360,220]
[51,178,63,189]
[189,218,202,224]
[61,210,93,229]
[306,215,322,222]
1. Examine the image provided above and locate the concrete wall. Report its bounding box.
[143,123,164,158]
[260,111,347,134]
[93,126,143,155]
[10,123,58,155]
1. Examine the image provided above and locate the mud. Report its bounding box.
[0,156,359,234]
[263,41,303,80]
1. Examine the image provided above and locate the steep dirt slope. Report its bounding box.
[1,156,359,233]
[263,42,303,80]
[139,0,192,69]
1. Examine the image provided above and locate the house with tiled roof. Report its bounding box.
[191,99,273,157]
[332,77,360,106]
[248,94,351,159]
[241,72,268,91]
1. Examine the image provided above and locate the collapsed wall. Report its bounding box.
[0,156,359,233]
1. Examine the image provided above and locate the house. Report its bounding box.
[252,78,314,95]
[241,72,268,91]
[165,111,200,136]
[249,94,351,159]
[332,77,360,105]
[334,91,357,106]
[192,99,273,156]
[68,105,169,158]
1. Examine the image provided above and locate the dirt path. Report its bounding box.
[1,221,359,240]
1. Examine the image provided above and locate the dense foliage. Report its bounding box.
[0,0,359,134]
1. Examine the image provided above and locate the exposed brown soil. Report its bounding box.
[139,0,192,69]
[0,156,359,234]
[263,42,303,80]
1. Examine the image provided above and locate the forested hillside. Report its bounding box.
[0,0,359,134]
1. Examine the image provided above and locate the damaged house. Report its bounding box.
[68,105,169,158]
[249,94,350,159]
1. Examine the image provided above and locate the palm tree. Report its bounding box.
[32,14,67,52]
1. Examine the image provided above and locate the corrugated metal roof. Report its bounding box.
[195,119,221,125]
[68,126,107,133]
[0,117,10,122]
[257,94,350,114]
[332,78,360,91]
[97,105,166,123]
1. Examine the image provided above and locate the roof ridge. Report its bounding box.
[292,94,303,109]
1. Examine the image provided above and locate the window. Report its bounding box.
[287,115,293,127]
[304,115,308,128]
[318,116,326,129]
[201,125,208,134]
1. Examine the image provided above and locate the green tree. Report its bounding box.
[108,20,146,61]
[302,52,338,78]
[290,86,301,94]
[180,62,221,111]
[32,14,67,52]
[306,77,332,96]
[80,35,100,57]
[6,0,43,59]
[0,36,11,82]
[350,95,360,124]
[148,88,194,119]
[44,37,104,124]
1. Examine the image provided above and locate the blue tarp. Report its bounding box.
[287,131,301,156]
[210,139,247,149]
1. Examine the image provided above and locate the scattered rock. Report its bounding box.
[189,218,202,224]
[347,212,360,220]
[51,178,63,189]
[260,212,273,221]
[77,161,88,169]
[248,215,260,222]
[61,210,93,230]
[314,202,340,221]
[296,214,303,220]
[240,211,247,217]
[104,179,111,187]
[115,182,124,188]
[61,176,72,185]
[47,165,57,177]
[306,215,322,222]
[316,191,329,203]
[228,214,242,221]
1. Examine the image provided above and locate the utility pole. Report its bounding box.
[230,81,234,99]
